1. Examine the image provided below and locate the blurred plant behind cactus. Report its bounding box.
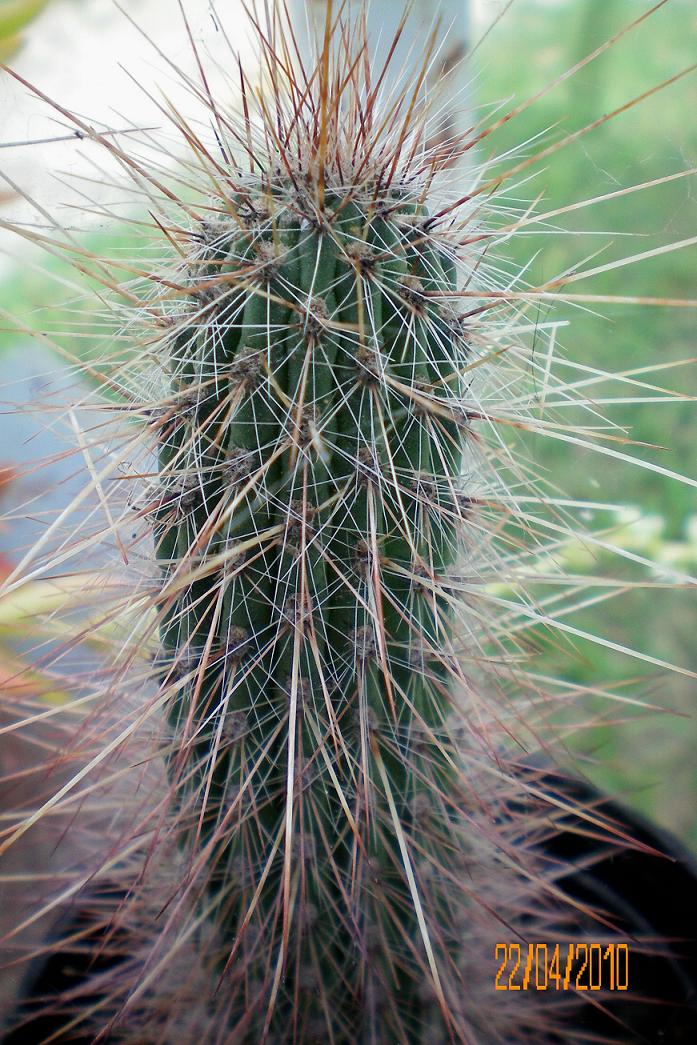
[0,1,695,1042]
[478,0,697,848]
[0,0,50,61]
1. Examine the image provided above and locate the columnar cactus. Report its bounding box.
[3,4,694,1044]
[156,171,477,1035]
[149,38,488,1034]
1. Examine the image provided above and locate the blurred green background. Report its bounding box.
[0,0,695,845]
[476,0,697,848]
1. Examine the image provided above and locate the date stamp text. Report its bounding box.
[494,942,629,992]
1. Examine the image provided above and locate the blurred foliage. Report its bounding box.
[0,0,50,60]
[479,0,697,846]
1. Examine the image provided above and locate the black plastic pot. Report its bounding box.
[3,890,129,1045]
[517,765,697,1044]
[5,772,697,1044]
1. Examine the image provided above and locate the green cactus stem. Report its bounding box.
[153,164,480,1035]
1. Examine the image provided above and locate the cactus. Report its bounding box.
[1,3,696,1043]
[156,161,474,1042]
[147,31,493,1036]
